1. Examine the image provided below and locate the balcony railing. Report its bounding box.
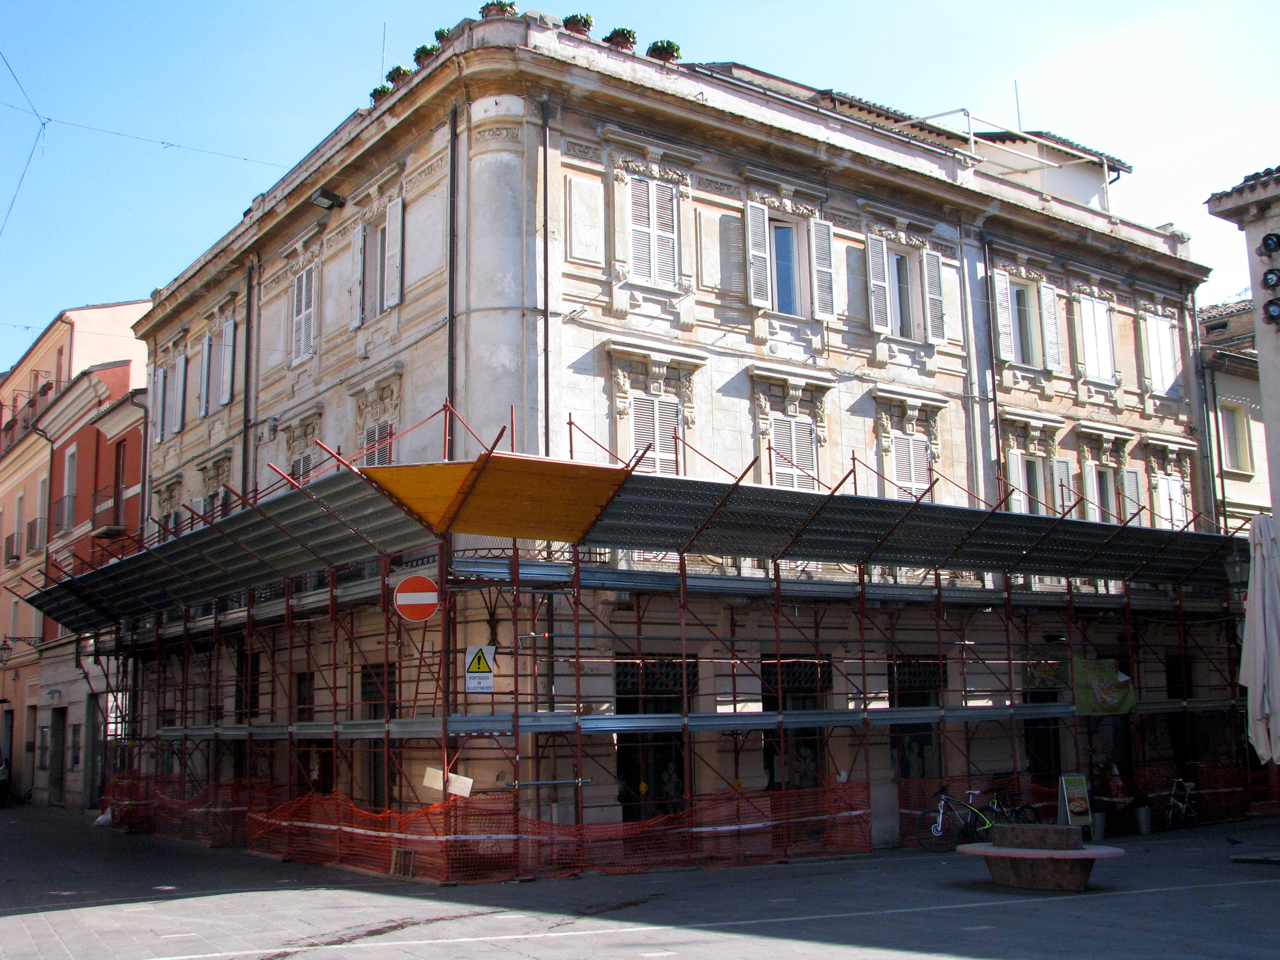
[25,516,46,553]
[52,494,76,535]
[3,532,19,564]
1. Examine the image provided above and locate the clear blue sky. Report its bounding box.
[0,0,1271,371]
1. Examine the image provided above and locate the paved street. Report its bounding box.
[2,805,1279,960]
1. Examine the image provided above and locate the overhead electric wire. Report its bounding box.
[0,100,287,168]
[0,122,44,241]
[0,47,42,118]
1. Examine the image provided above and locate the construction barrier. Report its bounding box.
[103,775,289,845]
[1247,768,1280,816]
[246,781,872,883]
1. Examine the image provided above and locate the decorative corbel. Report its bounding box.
[647,358,668,395]
[876,410,893,454]
[609,261,630,317]
[927,411,942,461]
[678,373,696,427]
[612,365,631,418]
[754,388,772,439]
[813,395,828,447]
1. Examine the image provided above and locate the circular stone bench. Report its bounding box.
[957,823,1125,892]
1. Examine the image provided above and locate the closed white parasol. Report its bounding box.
[1242,514,1280,763]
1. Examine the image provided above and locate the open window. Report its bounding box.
[1142,313,1182,398]
[866,236,944,342]
[745,202,836,322]
[1076,295,1115,382]
[993,271,1062,370]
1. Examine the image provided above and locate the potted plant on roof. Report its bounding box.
[603,27,635,52]
[414,44,441,68]
[386,65,413,88]
[646,40,680,63]
[481,1,517,18]
[563,13,592,36]
[370,84,393,106]
[436,27,452,44]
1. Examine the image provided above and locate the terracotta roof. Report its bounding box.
[1199,300,1254,322]
[1208,166,1280,203]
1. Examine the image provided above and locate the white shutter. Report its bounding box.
[153,367,166,443]
[1168,477,1190,528]
[1078,298,1100,380]
[290,454,313,484]
[809,219,836,322]
[655,396,681,475]
[1093,299,1115,381]
[302,265,316,356]
[892,435,911,500]
[197,336,211,419]
[911,435,931,502]
[292,272,305,360]
[1147,315,1180,396]
[383,198,403,309]
[1053,457,1073,516]
[1039,283,1062,370]
[1122,468,1142,524]
[1082,461,1100,522]
[794,418,817,491]
[363,421,392,467]
[170,354,186,436]
[220,318,235,405]
[746,201,771,308]
[632,395,657,473]
[653,181,678,287]
[993,269,1015,361]
[1165,318,1183,396]
[866,234,890,333]
[772,417,795,488]
[630,177,653,284]
[1006,448,1026,513]
[349,224,365,330]
[922,249,945,342]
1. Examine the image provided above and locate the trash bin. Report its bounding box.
[1135,807,1152,835]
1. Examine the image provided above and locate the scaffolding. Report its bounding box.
[31,411,1257,883]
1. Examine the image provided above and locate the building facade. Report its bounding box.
[26,13,1247,872]
[0,301,148,806]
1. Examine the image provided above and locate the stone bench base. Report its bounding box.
[957,843,1126,892]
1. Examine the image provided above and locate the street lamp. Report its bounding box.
[1225,544,1251,605]
[0,638,11,666]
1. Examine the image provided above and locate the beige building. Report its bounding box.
[0,301,148,804]
[1199,300,1270,528]
[28,13,1243,870]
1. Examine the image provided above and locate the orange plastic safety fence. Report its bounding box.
[103,774,290,846]
[247,781,872,884]
[898,775,1028,848]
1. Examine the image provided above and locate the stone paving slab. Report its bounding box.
[2,804,1279,959]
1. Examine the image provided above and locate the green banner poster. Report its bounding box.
[1073,657,1135,716]
[1059,774,1093,826]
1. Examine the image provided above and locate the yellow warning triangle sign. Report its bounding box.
[467,648,491,673]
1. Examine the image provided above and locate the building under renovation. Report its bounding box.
[21,11,1265,880]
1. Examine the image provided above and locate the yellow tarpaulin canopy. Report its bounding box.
[363,452,628,543]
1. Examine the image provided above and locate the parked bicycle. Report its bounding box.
[984,788,1040,825]
[1164,778,1197,829]
[916,788,996,852]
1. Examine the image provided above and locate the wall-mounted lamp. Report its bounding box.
[1225,545,1251,603]
[0,639,11,666]
[309,188,345,210]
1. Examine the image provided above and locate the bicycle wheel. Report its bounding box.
[1015,805,1040,824]
[1164,802,1177,830]
[917,807,961,852]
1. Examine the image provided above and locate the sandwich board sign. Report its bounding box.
[1058,774,1093,826]
[465,645,496,693]
[393,575,439,622]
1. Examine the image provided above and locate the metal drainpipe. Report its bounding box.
[241,256,256,498]
[542,95,552,459]
[1188,286,1223,532]
[955,214,985,508]
[128,390,150,527]
[980,231,1007,486]
[447,104,459,462]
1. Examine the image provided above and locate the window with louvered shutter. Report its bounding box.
[632,394,680,475]
[290,454,313,485]
[630,177,653,284]
[363,421,393,466]
[1145,314,1181,397]
[866,235,890,333]
[1080,296,1114,382]
[923,249,945,342]
[993,269,1015,361]
[383,198,403,309]
[292,265,316,361]
[169,356,186,437]
[771,417,817,490]
[892,434,931,501]
[653,181,677,287]
[1053,457,1073,517]
[153,367,166,443]
[197,336,211,419]
[220,319,235,405]
[1039,283,1062,370]
[809,219,835,322]
[1156,474,1190,529]
[1005,448,1025,513]
[746,201,771,308]
[1121,468,1142,524]
[1082,461,1100,522]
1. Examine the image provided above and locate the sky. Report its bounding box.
[0,0,1274,371]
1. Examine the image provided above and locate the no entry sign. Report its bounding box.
[393,575,439,622]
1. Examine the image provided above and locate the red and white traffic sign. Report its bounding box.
[394,575,439,622]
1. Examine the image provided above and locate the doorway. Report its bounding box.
[50,707,67,806]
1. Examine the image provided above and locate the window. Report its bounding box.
[291,265,316,361]
[197,335,211,418]
[363,421,392,467]
[1120,467,1142,524]
[1081,462,1120,523]
[1077,295,1115,382]
[772,416,818,490]
[37,726,48,770]
[152,366,167,443]
[867,236,943,342]
[632,394,681,475]
[746,204,836,322]
[166,355,186,439]
[1155,474,1190,529]
[1144,314,1182,397]
[993,272,1062,370]
[1221,404,1251,473]
[892,434,931,501]
[295,671,315,722]
[290,455,313,485]
[69,724,81,771]
[219,319,235,404]
[1006,449,1055,514]
[630,177,678,288]
[198,320,236,417]
[350,200,403,329]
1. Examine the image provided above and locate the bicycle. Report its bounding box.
[1164,778,1197,830]
[916,788,996,852]
[983,789,1040,825]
